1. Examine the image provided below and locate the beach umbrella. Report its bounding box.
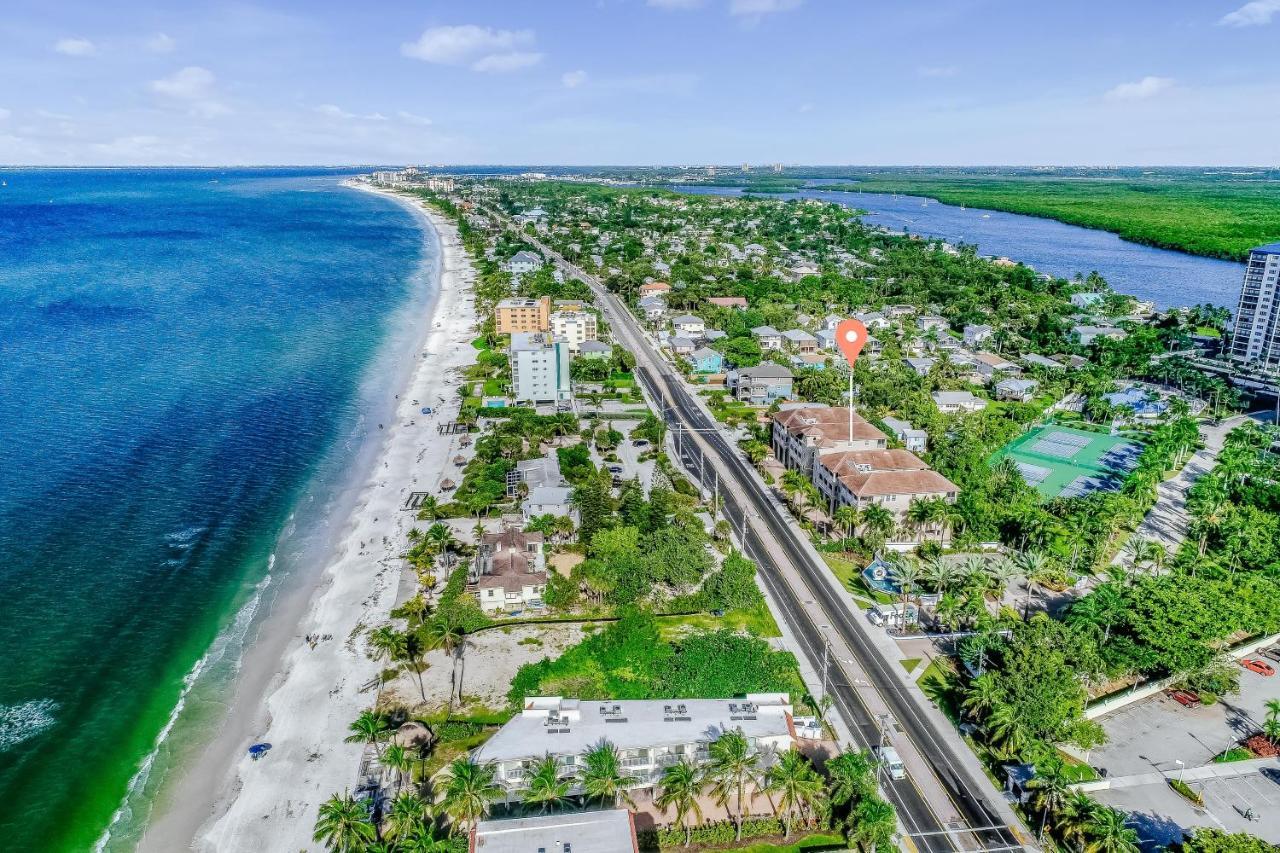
[248,743,272,760]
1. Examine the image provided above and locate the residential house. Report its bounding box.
[816,329,836,351]
[510,333,572,405]
[577,340,612,360]
[813,449,959,547]
[781,329,818,354]
[1070,292,1105,310]
[702,329,728,343]
[971,351,1022,381]
[1072,325,1129,346]
[471,694,806,807]
[995,377,1039,402]
[904,357,936,377]
[706,296,748,310]
[638,296,667,322]
[523,486,577,523]
[751,326,783,351]
[771,405,888,478]
[963,324,995,347]
[916,315,950,333]
[882,416,928,453]
[669,336,696,357]
[495,296,551,335]
[1021,353,1065,371]
[854,311,891,330]
[690,347,724,374]
[549,309,598,353]
[731,363,794,404]
[505,250,543,276]
[671,314,706,337]
[931,390,988,414]
[791,353,828,370]
[637,281,671,298]
[469,529,547,614]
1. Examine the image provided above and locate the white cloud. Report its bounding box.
[1219,0,1280,27]
[729,0,802,17]
[54,37,96,56]
[1105,76,1174,101]
[316,103,356,119]
[917,65,958,78]
[148,33,176,53]
[0,108,10,121]
[401,24,535,65]
[797,102,814,113]
[562,69,589,88]
[150,67,229,117]
[471,51,543,73]
[397,111,433,126]
[647,0,706,8]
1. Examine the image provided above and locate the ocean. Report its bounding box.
[0,168,434,851]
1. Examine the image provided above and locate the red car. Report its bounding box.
[1240,658,1276,677]
[1168,690,1200,707]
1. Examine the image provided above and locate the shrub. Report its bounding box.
[636,816,831,851]
[1169,778,1204,806]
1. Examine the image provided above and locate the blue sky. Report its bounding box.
[2,0,1279,165]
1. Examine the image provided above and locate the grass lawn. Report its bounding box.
[483,378,506,397]
[702,833,847,853]
[822,553,893,605]
[828,171,1280,261]
[918,656,964,724]
[471,335,490,351]
[656,600,781,639]
[900,657,922,674]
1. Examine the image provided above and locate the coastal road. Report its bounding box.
[495,215,1033,852]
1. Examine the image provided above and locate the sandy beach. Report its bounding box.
[139,185,479,853]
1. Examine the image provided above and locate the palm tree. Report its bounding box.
[834,505,860,548]
[825,749,875,807]
[1029,762,1072,840]
[400,822,452,853]
[423,616,467,708]
[983,556,1019,601]
[417,495,442,521]
[655,759,705,847]
[425,523,457,566]
[382,791,431,842]
[368,624,405,668]
[985,702,1028,757]
[860,503,895,551]
[523,755,571,814]
[383,743,415,795]
[846,796,897,852]
[706,730,761,841]
[398,630,431,706]
[1056,790,1099,849]
[887,554,922,624]
[439,758,503,835]
[579,741,635,808]
[765,748,825,838]
[961,672,1000,721]
[313,792,376,852]
[1083,806,1139,853]
[345,709,391,759]
[920,556,959,596]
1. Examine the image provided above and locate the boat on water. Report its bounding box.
[982,214,991,219]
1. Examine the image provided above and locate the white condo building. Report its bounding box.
[549,309,599,353]
[510,333,572,404]
[471,694,818,806]
[1229,243,1280,370]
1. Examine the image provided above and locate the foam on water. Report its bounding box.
[0,699,58,752]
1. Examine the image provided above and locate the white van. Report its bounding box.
[876,745,906,781]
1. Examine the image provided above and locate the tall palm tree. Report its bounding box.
[1056,790,1099,849]
[834,505,860,548]
[846,796,897,852]
[398,630,431,706]
[1029,762,1071,840]
[368,624,405,668]
[920,556,959,597]
[579,741,635,808]
[824,749,875,807]
[425,523,457,566]
[985,703,1028,758]
[655,759,705,847]
[345,709,392,759]
[439,758,503,836]
[1083,806,1139,853]
[765,749,825,837]
[383,743,415,795]
[382,791,431,842]
[887,555,922,623]
[983,556,1019,601]
[417,495,442,521]
[523,755,571,814]
[860,503,895,551]
[423,617,467,708]
[313,792,376,852]
[961,672,1000,721]
[706,730,761,841]
[400,822,452,853]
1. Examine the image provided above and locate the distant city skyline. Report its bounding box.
[2,0,1279,166]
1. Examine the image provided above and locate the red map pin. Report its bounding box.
[835,318,868,368]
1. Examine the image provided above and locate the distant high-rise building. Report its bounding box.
[773,162,783,173]
[1228,243,1280,369]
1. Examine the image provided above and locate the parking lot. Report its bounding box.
[589,428,657,494]
[1092,661,1280,778]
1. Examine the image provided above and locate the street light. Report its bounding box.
[1175,759,1185,781]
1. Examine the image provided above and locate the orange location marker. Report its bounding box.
[835,318,868,368]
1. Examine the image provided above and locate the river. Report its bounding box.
[673,184,1245,310]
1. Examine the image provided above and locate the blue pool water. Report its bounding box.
[0,169,434,851]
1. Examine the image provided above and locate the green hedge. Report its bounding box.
[636,816,831,851]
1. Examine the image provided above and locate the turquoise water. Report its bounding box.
[0,169,433,851]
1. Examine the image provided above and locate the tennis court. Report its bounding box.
[993,423,1142,499]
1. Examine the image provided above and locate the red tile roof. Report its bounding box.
[774,406,887,446]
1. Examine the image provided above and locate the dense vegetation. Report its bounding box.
[825,171,1280,261]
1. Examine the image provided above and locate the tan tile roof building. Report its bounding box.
[495,296,551,335]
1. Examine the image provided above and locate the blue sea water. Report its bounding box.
[0,169,434,851]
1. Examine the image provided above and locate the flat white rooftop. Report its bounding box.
[474,810,637,853]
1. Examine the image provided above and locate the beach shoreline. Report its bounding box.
[136,185,478,852]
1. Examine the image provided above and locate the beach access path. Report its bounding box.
[183,189,478,852]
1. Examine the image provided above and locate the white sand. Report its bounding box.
[185,188,479,852]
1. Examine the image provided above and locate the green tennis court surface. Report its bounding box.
[992,423,1142,498]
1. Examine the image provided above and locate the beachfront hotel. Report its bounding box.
[510,332,572,405]
[496,296,552,335]
[1228,243,1280,370]
[470,694,820,806]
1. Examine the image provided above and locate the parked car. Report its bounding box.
[1240,658,1276,676]
[1167,689,1200,707]
[632,439,649,447]
[607,464,624,474]
[1259,647,1280,664]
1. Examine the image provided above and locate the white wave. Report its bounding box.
[164,525,207,550]
[94,561,275,852]
[0,698,58,751]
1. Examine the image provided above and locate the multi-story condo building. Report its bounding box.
[813,449,959,548]
[495,296,551,335]
[471,694,816,807]
[549,309,599,353]
[771,405,888,477]
[1229,243,1280,369]
[510,333,572,404]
